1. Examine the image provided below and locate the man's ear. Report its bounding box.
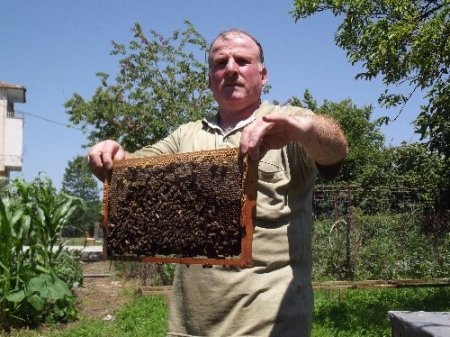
[260,66,268,85]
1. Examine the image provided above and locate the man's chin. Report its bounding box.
[220,88,245,98]
[220,95,246,103]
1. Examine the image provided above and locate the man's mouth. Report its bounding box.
[223,82,242,88]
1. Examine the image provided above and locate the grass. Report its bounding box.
[2,288,449,336]
[312,287,450,337]
[1,295,168,337]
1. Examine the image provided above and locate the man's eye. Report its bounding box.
[215,60,226,66]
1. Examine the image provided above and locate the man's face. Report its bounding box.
[208,34,267,110]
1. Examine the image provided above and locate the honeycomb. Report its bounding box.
[103,148,256,266]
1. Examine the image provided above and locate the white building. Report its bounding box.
[0,81,26,178]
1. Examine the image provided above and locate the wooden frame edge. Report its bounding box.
[101,150,257,267]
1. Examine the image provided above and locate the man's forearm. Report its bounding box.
[295,115,348,166]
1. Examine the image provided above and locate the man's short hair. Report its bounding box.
[209,29,265,64]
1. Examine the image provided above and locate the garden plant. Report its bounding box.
[0,175,83,331]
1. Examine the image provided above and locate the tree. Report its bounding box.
[383,143,449,211]
[291,0,450,157]
[64,21,215,152]
[286,90,386,184]
[61,156,101,237]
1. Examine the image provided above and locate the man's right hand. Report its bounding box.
[86,140,130,181]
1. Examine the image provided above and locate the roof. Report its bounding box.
[0,81,26,90]
[0,81,26,103]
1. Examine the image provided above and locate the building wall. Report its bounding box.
[0,87,25,177]
[0,91,6,173]
[4,117,23,170]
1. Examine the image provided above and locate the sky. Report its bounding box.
[2,0,423,190]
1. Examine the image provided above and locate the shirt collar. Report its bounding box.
[202,101,272,135]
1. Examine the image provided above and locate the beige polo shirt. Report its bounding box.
[132,101,317,337]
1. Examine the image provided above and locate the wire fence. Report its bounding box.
[312,185,450,282]
[313,185,423,218]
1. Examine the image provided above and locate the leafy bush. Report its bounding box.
[53,250,84,288]
[312,209,450,281]
[0,175,83,331]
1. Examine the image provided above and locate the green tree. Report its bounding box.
[291,0,450,157]
[287,91,449,210]
[61,156,101,237]
[287,91,386,184]
[64,20,215,152]
[383,143,449,211]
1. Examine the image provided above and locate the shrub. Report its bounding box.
[0,176,83,331]
[312,209,450,281]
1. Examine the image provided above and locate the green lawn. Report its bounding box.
[2,288,449,337]
[312,287,450,337]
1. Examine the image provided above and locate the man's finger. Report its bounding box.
[100,151,114,170]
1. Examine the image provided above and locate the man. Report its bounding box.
[88,29,348,337]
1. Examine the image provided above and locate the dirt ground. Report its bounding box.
[74,261,139,320]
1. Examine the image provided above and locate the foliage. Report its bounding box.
[381,143,449,210]
[312,210,450,281]
[290,91,449,210]
[291,0,450,158]
[61,156,102,237]
[288,91,386,183]
[61,156,100,202]
[65,20,215,152]
[53,250,84,289]
[0,175,82,331]
[319,100,385,184]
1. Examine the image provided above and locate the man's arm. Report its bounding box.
[239,112,348,176]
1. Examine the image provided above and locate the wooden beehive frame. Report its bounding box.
[102,148,257,267]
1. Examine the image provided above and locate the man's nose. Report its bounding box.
[224,59,238,74]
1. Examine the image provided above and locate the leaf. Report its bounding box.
[51,277,72,298]
[64,21,213,152]
[375,116,391,126]
[28,274,71,300]
[291,0,450,156]
[26,293,45,311]
[6,289,25,303]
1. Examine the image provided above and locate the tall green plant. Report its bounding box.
[0,177,35,329]
[0,175,82,330]
[29,176,82,269]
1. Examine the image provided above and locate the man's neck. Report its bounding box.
[218,100,261,131]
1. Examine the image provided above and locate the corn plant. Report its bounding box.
[0,183,29,329]
[26,176,82,270]
[0,175,83,330]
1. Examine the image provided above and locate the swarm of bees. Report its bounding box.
[105,150,244,260]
